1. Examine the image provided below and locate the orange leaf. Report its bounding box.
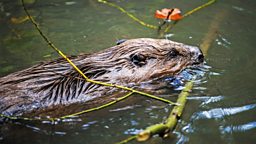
[155,8,182,21]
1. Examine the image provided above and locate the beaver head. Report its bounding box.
[0,38,204,116]
[86,38,204,84]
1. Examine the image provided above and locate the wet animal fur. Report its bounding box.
[0,38,203,117]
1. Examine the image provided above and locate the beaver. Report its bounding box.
[0,38,204,117]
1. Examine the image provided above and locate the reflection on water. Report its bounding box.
[187,95,224,105]
[1,0,256,144]
[191,103,256,120]
[221,121,256,134]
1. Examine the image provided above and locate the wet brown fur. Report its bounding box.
[0,38,203,117]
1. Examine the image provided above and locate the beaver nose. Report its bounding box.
[197,54,204,63]
[187,46,204,64]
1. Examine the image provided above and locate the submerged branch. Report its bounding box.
[136,81,193,141]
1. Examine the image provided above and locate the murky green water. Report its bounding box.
[0,0,256,144]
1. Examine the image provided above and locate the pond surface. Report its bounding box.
[0,0,256,144]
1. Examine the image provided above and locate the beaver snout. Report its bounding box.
[187,45,204,64]
[193,52,204,64]
[197,54,204,63]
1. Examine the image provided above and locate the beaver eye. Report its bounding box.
[168,48,179,58]
[130,53,147,67]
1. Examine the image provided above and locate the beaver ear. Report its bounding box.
[130,53,147,67]
[116,39,127,45]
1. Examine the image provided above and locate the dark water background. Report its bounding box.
[0,0,256,144]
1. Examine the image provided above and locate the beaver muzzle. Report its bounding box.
[187,45,204,65]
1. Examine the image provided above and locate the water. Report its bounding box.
[0,0,256,144]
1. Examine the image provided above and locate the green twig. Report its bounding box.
[60,92,134,119]
[136,81,193,141]
[97,0,158,29]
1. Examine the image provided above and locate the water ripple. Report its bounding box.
[216,34,231,48]
[54,131,66,135]
[109,105,141,112]
[200,95,224,106]
[175,131,189,144]
[25,124,41,132]
[187,95,224,105]
[192,103,256,120]
[221,121,256,134]
[164,64,210,90]
[124,128,142,135]
[82,121,98,130]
